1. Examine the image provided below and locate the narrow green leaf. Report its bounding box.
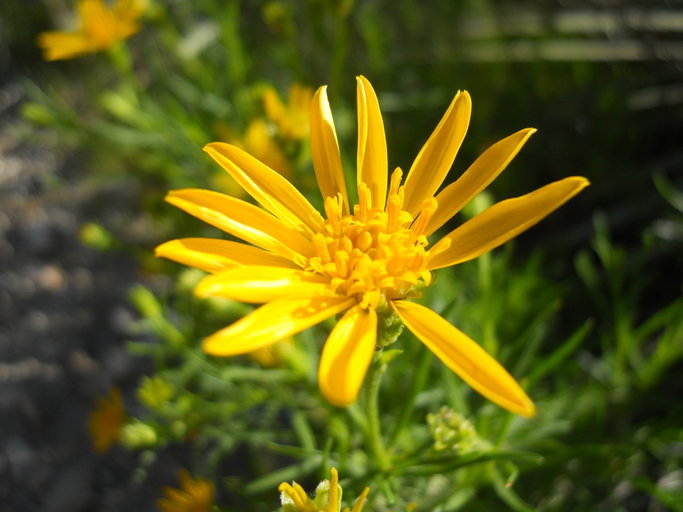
[244,456,321,494]
[526,319,593,385]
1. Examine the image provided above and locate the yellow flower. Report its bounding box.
[248,338,295,367]
[235,118,292,177]
[37,0,145,61]
[213,118,292,196]
[158,469,215,512]
[88,387,127,453]
[157,76,589,416]
[279,467,369,512]
[264,84,315,141]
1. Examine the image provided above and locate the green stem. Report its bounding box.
[365,357,391,472]
[389,346,431,445]
[494,414,514,447]
[107,41,139,104]
[478,250,497,354]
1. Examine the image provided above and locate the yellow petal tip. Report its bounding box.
[520,400,537,418]
[164,190,180,203]
[567,176,591,190]
[153,240,171,257]
[357,75,371,87]
[201,336,221,355]
[202,142,228,154]
[323,394,353,408]
[193,282,212,298]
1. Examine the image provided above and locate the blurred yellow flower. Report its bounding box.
[158,469,215,512]
[248,339,295,367]
[38,0,145,61]
[264,84,314,141]
[88,387,126,453]
[279,467,369,512]
[236,118,292,176]
[157,76,589,416]
[212,118,292,195]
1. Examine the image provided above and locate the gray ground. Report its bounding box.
[0,81,172,511]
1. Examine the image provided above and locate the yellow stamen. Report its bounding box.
[312,233,331,261]
[356,231,373,252]
[410,197,438,240]
[327,468,339,512]
[357,183,371,221]
[387,167,403,199]
[279,483,307,509]
[309,174,432,306]
[293,483,312,508]
[334,251,350,278]
[324,196,343,235]
[351,487,370,512]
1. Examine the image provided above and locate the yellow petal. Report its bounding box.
[165,189,313,263]
[352,487,371,512]
[113,0,146,20]
[80,0,128,42]
[329,468,340,511]
[239,118,292,176]
[311,86,349,212]
[155,238,297,273]
[203,295,354,356]
[428,177,590,270]
[63,0,140,53]
[318,306,377,406]
[37,31,93,60]
[403,91,471,216]
[203,143,323,233]
[392,300,535,417]
[425,128,536,236]
[78,0,109,27]
[195,265,330,303]
[290,84,312,121]
[356,76,388,210]
[263,86,286,127]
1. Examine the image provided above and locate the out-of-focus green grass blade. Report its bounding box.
[526,319,594,385]
[512,298,562,379]
[244,455,322,494]
[292,411,316,451]
[653,172,683,213]
[634,297,683,341]
[634,477,683,511]
[389,346,432,444]
[264,441,319,459]
[217,367,297,383]
[400,450,543,475]
[491,463,535,512]
[637,303,683,389]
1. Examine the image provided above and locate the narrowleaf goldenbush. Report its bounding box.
[14,1,682,510]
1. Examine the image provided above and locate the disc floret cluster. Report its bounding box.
[157,76,588,415]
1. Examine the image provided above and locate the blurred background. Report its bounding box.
[1,1,682,511]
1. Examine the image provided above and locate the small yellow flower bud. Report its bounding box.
[427,406,479,454]
[120,420,158,449]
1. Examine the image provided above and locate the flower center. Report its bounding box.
[307,169,435,309]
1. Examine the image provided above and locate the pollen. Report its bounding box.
[307,169,434,309]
